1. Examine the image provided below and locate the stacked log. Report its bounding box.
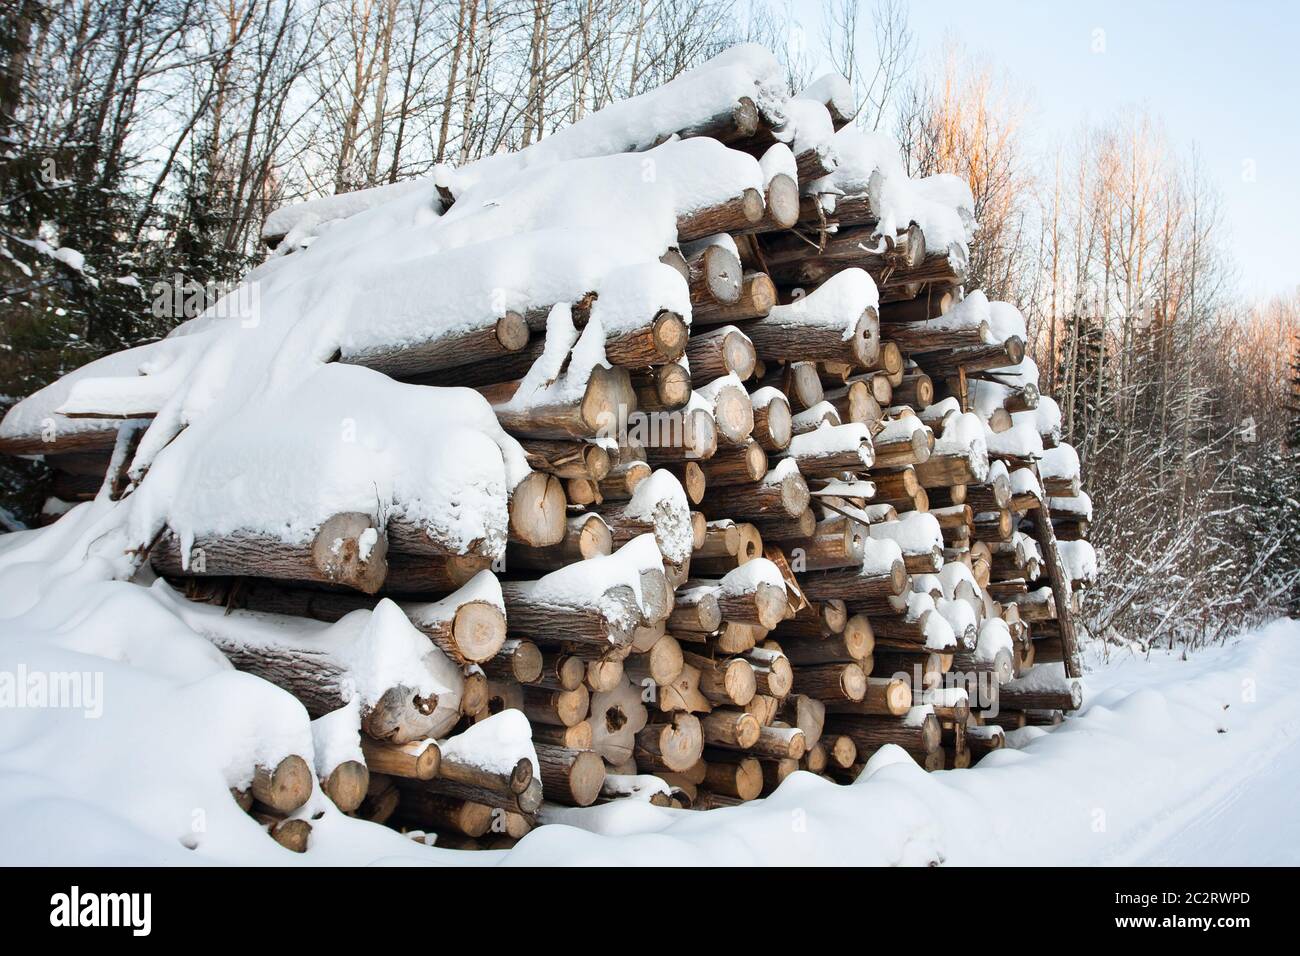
[0,50,1094,850]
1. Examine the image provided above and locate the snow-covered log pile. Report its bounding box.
[0,46,1091,852]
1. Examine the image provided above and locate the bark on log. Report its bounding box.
[429,753,542,816]
[699,464,809,522]
[701,708,763,749]
[499,580,642,648]
[743,305,881,368]
[518,439,612,481]
[792,662,867,701]
[702,751,763,800]
[1029,502,1082,678]
[521,683,590,728]
[799,560,908,603]
[341,313,530,379]
[506,512,612,571]
[484,364,633,440]
[698,439,768,486]
[997,673,1083,712]
[360,738,441,780]
[687,325,757,383]
[383,553,491,594]
[687,244,743,309]
[152,514,388,594]
[393,790,494,837]
[534,744,606,807]
[677,189,765,242]
[683,651,757,707]
[692,272,777,326]
[826,712,941,755]
[750,724,806,760]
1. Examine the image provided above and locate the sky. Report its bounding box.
[789,0,1300,301]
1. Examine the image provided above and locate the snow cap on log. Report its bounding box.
[507,304,610,409]
[787,420,875,471]
[800,73,856,126]
[932,411,991,483]
[262,178,429,247]
[768,267,879,341]
[439,709,540,778]
[1040,443,1082,483]
[1050,490,1093,520]
[985,420,1045,460]
[976,618,1014,664]
[312,698,363,772]
[936,596,977,646]
[987,300,1028,345]
[331,157,699,370]
[1010,466,1044,501]
[869,511,943,559]
[860,536,905,577]
[759,142,798,185]
[0,339,179,454]
[1057,539,1097,585]
[899,593,956,651]
[623,469,694,565]
[775,98,839,169]
[588,261,692,339]
[158,586,466,741]
[810,128,975,252]
[311,700,368,810]
[56,329,217,420]
[902,289,991,342]
[1015,395,1063,446]
[509,534,674,639]
[719,556,788,596]
[130,364,528,564]
[937,560,978,599]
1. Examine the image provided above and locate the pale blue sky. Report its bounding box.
[789,0,1300,300]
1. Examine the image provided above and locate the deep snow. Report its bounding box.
[1,578,1295,866]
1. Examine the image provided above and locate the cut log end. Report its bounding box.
[452,601,509,663]
[251,755,313,814]
[322,759,370,813]
[311,513,388,594]
[765,173,800,229]
[495,312,531,352]
[510,471,568,547]
[652,310,690,361]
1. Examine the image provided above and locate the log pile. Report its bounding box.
[0,48,1093,851]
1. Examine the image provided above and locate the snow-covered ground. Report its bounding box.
[2,552,1295,866]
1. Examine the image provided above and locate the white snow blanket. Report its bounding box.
[2,571,1296,863]
[809,128,975,253]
